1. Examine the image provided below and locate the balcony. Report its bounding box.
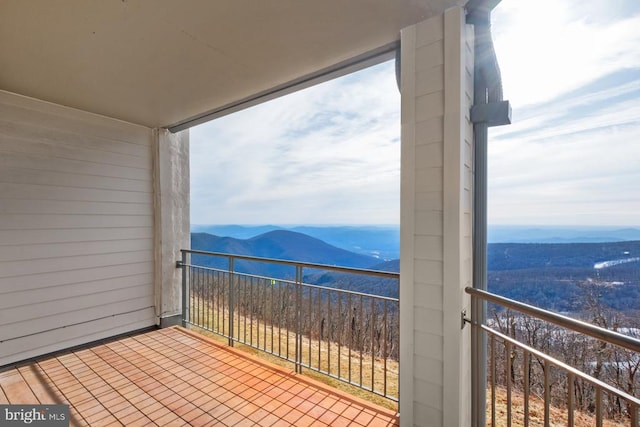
[0,251,400,426]
[3,249,639,427]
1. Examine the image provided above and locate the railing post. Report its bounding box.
[228,256,235,347]
[180,250,188,327]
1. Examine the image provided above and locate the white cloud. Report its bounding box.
[488,0,640,226]
[493,0,640,107]
[190,0,640,228]
[190,61,400,225]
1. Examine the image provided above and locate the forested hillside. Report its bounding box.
[488,241,640,313]
[191,231,640,313]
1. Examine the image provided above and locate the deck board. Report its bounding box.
[0,327,399,426]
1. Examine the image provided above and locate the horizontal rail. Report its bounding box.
[181,249,399,279]
[180,262,399,302]
[466,287,640,353]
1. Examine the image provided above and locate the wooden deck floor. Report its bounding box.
[0,327,399,426]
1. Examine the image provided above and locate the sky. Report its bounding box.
[191,0,640,227]
[190,61,400,225]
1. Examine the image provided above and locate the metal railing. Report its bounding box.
[179,249,400,401]
[466,287,640,427]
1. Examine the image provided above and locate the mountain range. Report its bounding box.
[191,224,400,259]
[192,230,381,269]
[190,230,399,298]
[190,227,640,312]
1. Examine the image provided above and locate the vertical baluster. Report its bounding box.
[296,266,303,372]
[371,297,375,393]
[189,265,193,324]
[383,300,388,398]
[242,273,246,342]
[506,340,512,427]
[277,279,282,356]
[286,282,290,360]
[215,270,219,330]
[195,266,199,326]
[203,267,207,328]
[317,288,321,371]
[257,278,260,348]
[544,360,550,427]
[262,278,267,350]
[228,257,234,346]
[254,277,259,348]
[523,350,530,427]
[225,269,228,335]
[308,285,313,366]
[206,269,210,330]
[338,292,342,380]
[271,277,274,354]
[328,289,332,377]
[192,266,196,326]
[220,270,224,334]
[490,333,496,427]
[212,270,216,331]
[359,294,364,387]
[567,373,574,427]
[200,267,204,328]
[348,292,352,383]
[195,266,199,327]
[248,275,252,343]
[595,388,602,427]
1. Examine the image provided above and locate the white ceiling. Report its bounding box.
[0,0,459,129]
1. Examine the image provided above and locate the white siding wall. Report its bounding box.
[0,91,155,367]
[400,7,474,426]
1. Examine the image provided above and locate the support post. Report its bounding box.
[153,128,190,328]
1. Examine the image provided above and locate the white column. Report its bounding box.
[400,6,473,426]
[153,128,190,327]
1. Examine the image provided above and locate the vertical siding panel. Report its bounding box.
[401,13,446,427]
[443,7,475,427]
[0,91,155,367]
[401,7,473,426]
[400,21,419,427]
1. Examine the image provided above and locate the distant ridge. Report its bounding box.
[191,224,400,259]
[191,230,382,277]
[191,224,281,240]
[368,259,399,273]
[489,225,640,243]
[190,230,400,297]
